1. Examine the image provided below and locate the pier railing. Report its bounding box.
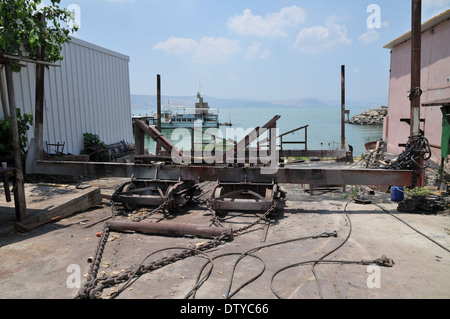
[278,125,309,151]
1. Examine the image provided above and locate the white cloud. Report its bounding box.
[153,36,241,63]
[153,36,198,55]
[193,37,241,63]
[358,29,380,44]
[293,16,352,54]
[228,6,306,38]
[423,0,450,12]
[245,41,271,60]
[259,49,271,59]
[423,0,450,19]
[358,21,388,45]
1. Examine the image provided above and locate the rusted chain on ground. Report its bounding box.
[75,189,277,299]
[75,189,174,299]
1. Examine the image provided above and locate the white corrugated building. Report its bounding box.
[0,36,132,157]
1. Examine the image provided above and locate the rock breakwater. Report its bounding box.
[347,108,387,126]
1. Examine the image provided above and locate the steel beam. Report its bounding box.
[279,150,347,158]
[31,160,414,187]
[107,220,233,239]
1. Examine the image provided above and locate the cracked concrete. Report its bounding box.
[0,178,449,300]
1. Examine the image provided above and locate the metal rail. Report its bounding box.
[30,160,414,187]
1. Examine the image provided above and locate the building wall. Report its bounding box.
[383,17,450,164]
[0,37,132,156]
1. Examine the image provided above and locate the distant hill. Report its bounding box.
[131,94,331,110]
[271,98,329,108]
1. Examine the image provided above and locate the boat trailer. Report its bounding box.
[113,178,200,213]
[208,181,286,216]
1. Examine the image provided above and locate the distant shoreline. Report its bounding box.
[131,94,387,111]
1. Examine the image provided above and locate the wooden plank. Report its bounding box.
[10,186,102,232]
[15,215,64,233]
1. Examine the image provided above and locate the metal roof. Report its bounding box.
[422,98,450,107]
[384,9,450,49]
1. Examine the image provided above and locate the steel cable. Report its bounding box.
[109,246,215,299]
[372,202,450,254]
[269,199,354,299]
[187,231,338,299]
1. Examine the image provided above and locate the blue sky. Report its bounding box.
[54,0,450,105]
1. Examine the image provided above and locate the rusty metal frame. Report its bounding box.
[208,181,286,213]
[29,160,414,187]
[115,179,199,212]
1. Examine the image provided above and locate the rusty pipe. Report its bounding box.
[107,221,233,239]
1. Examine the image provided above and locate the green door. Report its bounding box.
[441,105,450,158]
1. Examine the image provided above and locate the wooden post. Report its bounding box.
[341,65,347,192]
[410,0,424,187]
[156,74,162,155]
[4,62,27,221]
[0,66,9,121]
[34,12,46,160]
[134,125,144,156]
[341,65,346,151]
[410,0,422,137]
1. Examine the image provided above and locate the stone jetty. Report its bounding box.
[347,108,388,126]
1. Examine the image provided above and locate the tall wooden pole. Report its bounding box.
[0,66,9,121]
[410,0,422,137]
[34,12,46,160]
[341,65,346,150]
[4,62,27,221]
[410,0,424,187]
[156,74,162,154]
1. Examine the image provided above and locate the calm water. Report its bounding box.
[132,105,383,157]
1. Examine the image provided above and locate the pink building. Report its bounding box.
[383,10,450,165]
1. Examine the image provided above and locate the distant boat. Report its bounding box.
[220,115,233,127]
[150,92,219,129]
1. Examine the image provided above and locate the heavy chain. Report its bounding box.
[76,222,111,299]
[206,197,277,233]
[75,190,174,299]
[75,197,278,299]
[232,201,277,236]
[131,199,174,222]
[86,230,229,299]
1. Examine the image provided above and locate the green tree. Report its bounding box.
[0,0,78,71]
[0,108,33,157]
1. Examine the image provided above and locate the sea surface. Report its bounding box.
[132,105,383,157]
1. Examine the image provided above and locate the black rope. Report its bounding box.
[390,135,432,171]
[409,87,423,101]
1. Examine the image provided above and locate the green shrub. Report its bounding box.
[81,133,109,162]
[0,108,33,157]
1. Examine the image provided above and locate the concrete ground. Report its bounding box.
[0,175,449,300]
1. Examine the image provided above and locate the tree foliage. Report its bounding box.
[0,108,33,156]
[0,0,78,71]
